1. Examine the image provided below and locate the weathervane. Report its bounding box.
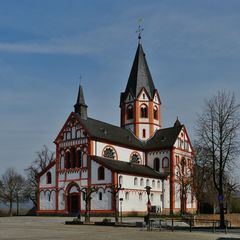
[136,18,144,43]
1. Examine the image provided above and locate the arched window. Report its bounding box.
[142,129,146,138]
[46,172,52,184]
[139,193,143,201]
[153,106,158,120]
[153,158,160,172]
[66,131,71,140]
[99,192,103,201]
[157,180,161,189]
[140,104,148,118]
[140,178,144,186]
[119,175,123,185]
[76,150,82,167]
[76,129,81,138]
[146,179,150,186]
[47,191,51,201]
[98,166,105,180]
[71,148,76,168]
[125,192,129,200]
[134,177,138,186]
[82,192,86,201]
[103,147,116,159]
[126,105,133,119]
[152,180,155,188]
[151,193,154,202]
[65,151,71,169]
[162,157,169,168]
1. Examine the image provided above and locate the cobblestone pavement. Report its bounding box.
[0,217,240,240]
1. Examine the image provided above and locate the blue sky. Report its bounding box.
[0,0,240,176]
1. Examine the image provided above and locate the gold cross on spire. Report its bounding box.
[136,18,144,43]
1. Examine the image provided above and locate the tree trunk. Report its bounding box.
[17,194,19,216]
[9,201,13,216]
[219,189,225,228]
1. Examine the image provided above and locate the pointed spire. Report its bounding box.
[74,84,88,120]
[174,117,182,127]
[124,43,156,99]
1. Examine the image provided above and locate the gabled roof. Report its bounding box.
[74,113,183,150]
[145,125,183,150]
[92,156,168,179]
[76,115,144,149]
[123,43,156,99]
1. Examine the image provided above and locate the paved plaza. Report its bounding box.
[0,216,240,240]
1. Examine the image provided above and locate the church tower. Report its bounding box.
[120,42,161,140]
[74,84,88,120]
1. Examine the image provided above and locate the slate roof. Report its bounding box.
[76,115,144,149]
[75,113,183,150]
[123,43,156,99]
[144,125,183,150]
[75,84,87,107]
[92,156,169,179]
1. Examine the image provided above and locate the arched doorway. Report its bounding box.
[66,183,80,215]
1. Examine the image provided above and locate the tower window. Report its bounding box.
[142,129,146,138]
[153,106,158,120]
[98,166,105,180]
[140,105,148,118]
[126,105,133,119]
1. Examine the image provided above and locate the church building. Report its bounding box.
[37,36,196,216]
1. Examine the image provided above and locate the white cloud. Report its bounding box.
[0,38,92,55]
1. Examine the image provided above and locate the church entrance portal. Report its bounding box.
[68,194,80,214]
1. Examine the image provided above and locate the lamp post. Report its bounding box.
[145,186,152,229]
[119,198,123,223]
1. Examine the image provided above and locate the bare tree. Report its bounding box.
[14,175,26,216]
[108,184,122,223]
[175,158,193,215]
[193,142,212,214]
[196,91,240,228]
[25,145,55,207]
[80,186,98,222]
[0,168,25,216]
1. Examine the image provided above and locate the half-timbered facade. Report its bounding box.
[37,40,196,216]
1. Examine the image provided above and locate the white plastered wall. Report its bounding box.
[92,141,144,164]
[118,174,162,212]
[147,151,170,173]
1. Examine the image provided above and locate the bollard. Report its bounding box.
[171,218,174,232]
[189,220,192,232]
